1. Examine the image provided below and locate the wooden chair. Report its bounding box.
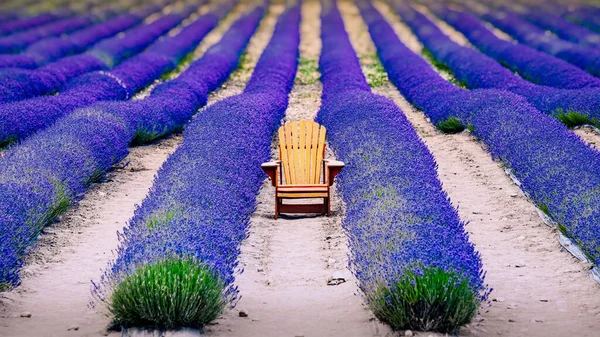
[261,120,344,219]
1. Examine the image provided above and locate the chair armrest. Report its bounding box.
[324,159,344,186]
[261,161,280,186]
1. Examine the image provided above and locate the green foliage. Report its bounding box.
[557,223,568,236]
[361,54,388,88]
[236,51,252,72]
[437,117,464,134]
[108,258,226,329]
[296,57,319,85]
[555,108,599,128]
[46,182,71,225]
[421,49,467,88]
[146,208,181,229]
[0,135,18,149]
[466,124,475,133]
[161,52,196,81]
[133,129,168,145]
[538,203,551,216]
[367,267,479,333]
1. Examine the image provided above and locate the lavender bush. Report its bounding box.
[393,2,600,127]
[432,7,600,90]
[317,0,486,332]
[360,0,600,288]
[0,3,232,145]
[0,0,252,290]
[564,6,600,33]
[524,10,600,48]
[0,14,102,54]
[481,10,600,78]
[0,4,194,105]
[0,12,62,35]
[0,2,165,68]
[92,4,300,329]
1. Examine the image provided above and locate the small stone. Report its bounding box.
[404,330,413,336]
[540,299,548,302]
[239,309,249,317]
[517,235,526,240]
[20,311,32,318]
[257,267,264,272]
[532,318,544,323]
[515,262,526,268]
[508,319,515,323]
[493,297,505,302]
[509,193,518,197]
[327,258,336,264]
[327,271,346,285]
[67,325,79,331]
[266,278,273,286]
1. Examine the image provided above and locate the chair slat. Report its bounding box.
[310,122,320,184]
[285,121,295,184]
[279,126,291,185]
[315,125,326,184]
[291,121,300,184]
[304,121,313,183]
[298,120,306,184]
[278,120,328,186]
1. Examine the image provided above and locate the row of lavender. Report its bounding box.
[361,0,600,279]
[0,1,220,146]
[0,0,241,290]
[402,4,600,127]
[92,4,300,328]
[0,0,114,35]
[472,3,600,78]
[317,0,486,333]
[0,0,184,107]
[0,0,165,68]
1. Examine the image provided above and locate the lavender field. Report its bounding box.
[0,0,599,336]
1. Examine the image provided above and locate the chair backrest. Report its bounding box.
[278,120,326,185]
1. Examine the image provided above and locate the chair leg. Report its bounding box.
[326,197,331,216]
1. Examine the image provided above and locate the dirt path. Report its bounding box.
[205,2,393,336]
[364,1,600,336]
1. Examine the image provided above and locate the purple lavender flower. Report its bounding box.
[0,14,99,54]
[481,10,600,78]
[524,10,600,48]
[0,6,194,105]
[0,13,62,35]
[434,7,600,90]
[396,3,600,126]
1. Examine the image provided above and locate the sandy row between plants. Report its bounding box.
[363,1,600,336]
[205,1,394,337]
[0,3,257,336]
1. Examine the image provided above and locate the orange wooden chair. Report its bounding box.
[261,120,344,219]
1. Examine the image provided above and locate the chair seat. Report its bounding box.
[277,184,329,198]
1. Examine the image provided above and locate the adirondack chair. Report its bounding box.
[261,120,344,219]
